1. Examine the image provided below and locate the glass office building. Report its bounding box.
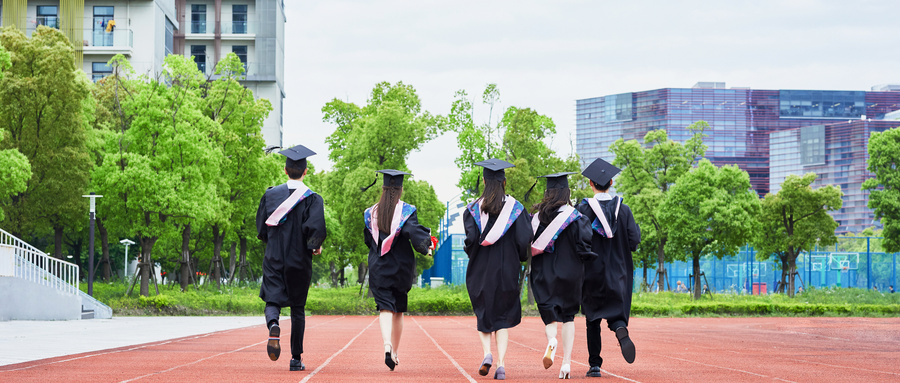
[576,83,900,233]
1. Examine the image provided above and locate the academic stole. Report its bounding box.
[365,201,416,256]
[466,196,525,246]
[264,183,315,226]
[530,206,582,256]
[585,196,621,238]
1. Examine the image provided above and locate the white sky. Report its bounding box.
[282,0,900,203]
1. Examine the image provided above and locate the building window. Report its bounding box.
[232,45,248,72]
[93,6,115,47]
[191,45,206,73]
[165,19,175,56]
[36,6,59,29]
[92,62,112,82]
[233,5,248,34]
[191,5,206,34]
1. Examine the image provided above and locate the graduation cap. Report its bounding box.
[473,158,515,195]
[278,145,316,170]
[524,172,576,202]
[582,158,621,187]
[360,169,411,192]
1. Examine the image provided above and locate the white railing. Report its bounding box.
[0,228,79,296]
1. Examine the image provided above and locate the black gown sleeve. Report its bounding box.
[574,215,598,261]
[623,205,641,252]
[402,211,433,255]
[512,211,534,262]
[256,193,268,243]
[463,209,480,259]
[302,194,328,250]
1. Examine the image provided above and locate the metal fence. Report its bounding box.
[426,236,898,294]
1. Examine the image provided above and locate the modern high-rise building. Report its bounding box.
[576,82,900,233]
[0,0,284,147]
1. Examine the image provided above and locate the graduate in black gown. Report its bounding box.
[256,145,327,371]
[528,172,596,379]
[576,158,641,378]
[361,170,434,371]
[464,159,532,380]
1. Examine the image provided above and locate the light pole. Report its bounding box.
[82,193,103,296]
[120,239,135,279]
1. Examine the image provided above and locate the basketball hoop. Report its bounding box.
[841,266,849,272]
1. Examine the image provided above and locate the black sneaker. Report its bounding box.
[616,327,635,364]
[267,324,281,361]
[290,358,306,371]
[586,366,602,377]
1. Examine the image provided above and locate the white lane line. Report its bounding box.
[299,317,377,383]
[411,317,477,383]
[119,341,262,383]
[509,339,641,383]
[790,358,900,377]
[655,354,797,383]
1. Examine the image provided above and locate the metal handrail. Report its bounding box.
[1,228,79,295]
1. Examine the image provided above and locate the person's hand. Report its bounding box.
[312,248,322,255]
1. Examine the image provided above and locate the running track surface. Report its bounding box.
[2,316,899,382]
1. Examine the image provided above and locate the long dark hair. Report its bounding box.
[477,178,506,215]
[532,188,572,226]
[376,185,403,233]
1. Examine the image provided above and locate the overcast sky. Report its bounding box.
[282,0,900,202]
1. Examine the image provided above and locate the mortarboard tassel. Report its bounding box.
[359,177,378,192]
[523,179,538,203]
[474,175,481,196]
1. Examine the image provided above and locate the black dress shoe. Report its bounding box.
[267,324,281,361]
[586,366,602,377]
[616,327,636,364]
[385,351,396,371]
[290,358,306,371]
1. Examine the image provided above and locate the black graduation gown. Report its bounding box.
[256,184,327,307]
[530,211,595,325]
[464,207,532,333]
[364,210,432,313]
[576,198,640,324]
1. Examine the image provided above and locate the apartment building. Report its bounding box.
[0,0,284,147]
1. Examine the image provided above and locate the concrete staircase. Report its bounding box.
[0,228,112,321]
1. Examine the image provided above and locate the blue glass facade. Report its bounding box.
[576,84,900,232]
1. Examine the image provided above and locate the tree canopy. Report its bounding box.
[863,127,900,252]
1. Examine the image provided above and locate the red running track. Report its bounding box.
[2,316,899,382]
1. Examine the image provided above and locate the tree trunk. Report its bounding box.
[642,261,649,292]
[657,238,667,292]
[98,218,111,281]
[787,250,798,298]
[54,226,64,259]
[180,225,192,291]
[692,252,702,300]
[329,261,339,287]
[227,241,237,283]
[358,261,367,284]
[238,237,249,281]
[779,256,789,294]
[525,258,534,305]
[139,236,158,297]
[211,225,224,287]
[340,267,346,287]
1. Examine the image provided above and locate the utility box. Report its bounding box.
[752,282,767,295]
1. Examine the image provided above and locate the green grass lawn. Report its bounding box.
[83,281,900,317]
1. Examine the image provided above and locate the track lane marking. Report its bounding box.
[508,338,641,382]
[299,316,377,383]
[411,317,477,383]
[119,341,263,383]
[653,354,796,382]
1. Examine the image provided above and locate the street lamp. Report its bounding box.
[120,239,135,279]
[82,192,103,296]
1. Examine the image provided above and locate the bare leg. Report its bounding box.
[391,312,403,363]
[545,322,558,342]
[379,310,393,353]
[496,329,509,367]
[479,331,492,357]
[561,321,575,366]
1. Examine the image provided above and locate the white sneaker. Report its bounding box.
[543,338,557,369]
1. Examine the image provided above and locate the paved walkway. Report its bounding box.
[0,316,263,366]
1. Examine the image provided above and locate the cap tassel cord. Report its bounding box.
[360,177,378,192]
[523,179,538,202]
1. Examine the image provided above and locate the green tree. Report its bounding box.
[320,81,445,287]
[752,173,841,296]
[863,127,900,252]
[660,159,759,299]
[92,55,221,296]
[610,123,708,291]
[0,26,92,259]
[0,40,32,219]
